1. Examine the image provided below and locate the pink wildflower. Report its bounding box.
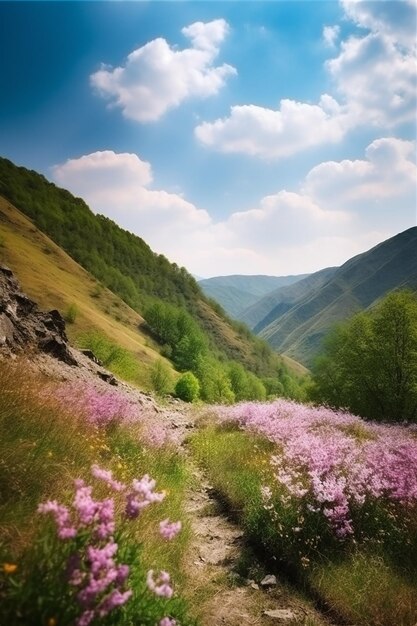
[76,610,95,626]
[160,618,177,626]
[97,589,133,617]
[91,464,126,492]
[37,500,77,540]
[125,474,165,520]
[159,519,182,541]
[147,570,173,598]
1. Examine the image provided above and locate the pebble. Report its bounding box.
[260,574,278,586]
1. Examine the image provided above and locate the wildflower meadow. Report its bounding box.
[192,399,417,625]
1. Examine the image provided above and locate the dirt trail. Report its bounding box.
[183,458,337,626]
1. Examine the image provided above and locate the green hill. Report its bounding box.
[0,156,306,398]
[258,228,417,366]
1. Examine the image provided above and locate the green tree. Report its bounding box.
[245,372,267,401]
[195,357,235,404]
[175,372,200,403]
[228,362,249,401]
[310,291,417,422]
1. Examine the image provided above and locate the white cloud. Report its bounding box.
[327,31,416,127]
[225,191,351,251]
[323,25,340,47]
[341,0,417,48]
[51,139,415,277]
[304,137,417,208]
[195,96,348,159]
[194,1,416,158]
[90,19,236,122]
[52,151,211,254]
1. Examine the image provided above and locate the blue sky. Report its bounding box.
[0,1,416,277]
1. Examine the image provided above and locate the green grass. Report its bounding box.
[311,552,417,626]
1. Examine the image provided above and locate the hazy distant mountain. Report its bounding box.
[258,228,417,367]
[240,268,338,331]
[199,274,308,318]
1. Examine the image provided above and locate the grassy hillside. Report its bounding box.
[260,228,417,366]
[0,196,168,388]
[199,273,308,318]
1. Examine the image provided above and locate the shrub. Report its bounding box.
[63,302,79,324]
[175,372,200,403]
[150,359,173,396]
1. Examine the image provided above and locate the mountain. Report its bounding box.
[258,228,417,366]
[0,156,306,393]
[240,267,338,331]
[199,274,308,318]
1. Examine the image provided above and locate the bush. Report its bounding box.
[150,359,173,396]
[63,302,78,324]
[175,372,200,403]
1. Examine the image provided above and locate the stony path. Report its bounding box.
[183,460,338,626]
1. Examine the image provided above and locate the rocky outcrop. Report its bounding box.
[0,266,77,365]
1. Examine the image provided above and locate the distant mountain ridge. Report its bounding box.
[240,267,338,331]
[258,228,417,366]
[199,273,308,318]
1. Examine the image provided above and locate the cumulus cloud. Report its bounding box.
[327,30,416,127]
[304,137,416,208]
[195,96,348,159]
[195,1,416,158]
[52,151,211,254]
[341,0,417,48]
[90,19,236,122]
[51,139,415,276]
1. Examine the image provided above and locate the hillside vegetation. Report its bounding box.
[0,157,306,400]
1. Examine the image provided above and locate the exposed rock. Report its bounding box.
[263,609,296,620]
[97,371,118,386]
[0,265,77,365]
[260,575,278,587]
[80,349,103,366]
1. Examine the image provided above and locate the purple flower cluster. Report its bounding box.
[38,465,180,625]
[54,383,138,427]
[70,540,132,626]
[159,519,182,541]
[214,400,417,539]
[37,500,77,540]
[146,570,173,598]
[91,464,126,492]
[125,474,165,519]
